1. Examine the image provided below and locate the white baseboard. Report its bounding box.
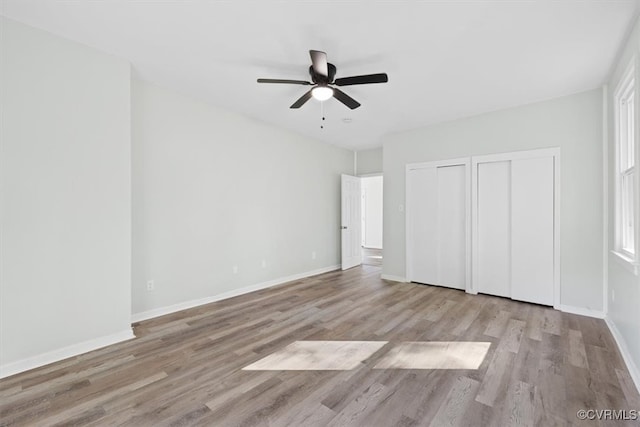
[0,328,135,379]
[558,304,605,319]
[605,316,640,394]
[131,264,341,323]
[380,274,407,282]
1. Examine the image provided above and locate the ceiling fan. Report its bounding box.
[257,50,388,110]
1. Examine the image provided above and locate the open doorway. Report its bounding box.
[360,175,383,266]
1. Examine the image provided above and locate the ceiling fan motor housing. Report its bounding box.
[310,63,337,85]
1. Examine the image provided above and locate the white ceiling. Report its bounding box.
[2,1,639,150]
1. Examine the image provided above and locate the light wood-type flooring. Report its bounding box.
[1,265,639,426]
[362,247,383,266]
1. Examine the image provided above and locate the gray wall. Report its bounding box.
[382,89,604,312]
[0,18,132,372]
[131,78,353,316]
[356,148,383,175]
[606,14,640,383]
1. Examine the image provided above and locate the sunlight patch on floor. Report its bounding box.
[241,340,388,371]
[242,340,491,371]
[373,341,491,369]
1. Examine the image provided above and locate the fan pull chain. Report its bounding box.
[320,101,325,129]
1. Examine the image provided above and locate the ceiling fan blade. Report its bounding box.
[334,73,388,86]
[290,90,313,109]
[309,50,328,77]
[257,78,311,85]
[332,88,361,110]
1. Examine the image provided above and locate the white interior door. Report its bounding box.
[406,160,469,290]
[475,161,511,298]
[511,156,555,305]
[341,174,362,270]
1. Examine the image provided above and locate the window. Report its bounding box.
[615,61,636,260]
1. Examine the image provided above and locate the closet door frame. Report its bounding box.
[470,148,561,308]
[406,158,472,292]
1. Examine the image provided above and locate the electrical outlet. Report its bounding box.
[312,251,317,260]
[233,265,238,274]
[146,280,155,291]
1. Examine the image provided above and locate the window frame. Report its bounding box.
[613,57,639,272]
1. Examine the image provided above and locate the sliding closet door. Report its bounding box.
[436,165,467,289]
[407,161,468,290]
[407,167,438,285]
[475,161,511,298]
[472,149,558,306]
[511,157,554,305]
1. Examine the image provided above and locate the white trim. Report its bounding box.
[405,163,413,284]
[559,305,605,319]
[636,54,640,274]
[613,58,635,99]
[613,57,638,266]
[603,84,609,316]
[381,274,407,282]
[464,160,472,294]
[471,147,560,163]
[0,328,135,379]
[610,250,640,275]
[353,150,358,176]
[131,265,341,323]
[471,159,479,294]
[405,157,471,293]
[406,157,470,172]
[553,150,562,310]
[358,172,383,178]
[605,316,640,394]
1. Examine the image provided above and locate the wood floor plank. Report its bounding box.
[326,381,391,426]
[451,300,483,336]
[354,372,426,426]
[510,337,542,385]
[531,358,567,425]
[500,318,526,353]
[409,371,459,423]
[563,364,599,425]
[273,403,336,427]
[428,375,480,427]
[1,264,638,426]
[541,308,563,336]
[567,329,589,369]
[616,368,640,408]
[500,380,535,427]
[525,306,544,341]
[424,298,458,323]
[475,347,517,407]
[484,309,512,338]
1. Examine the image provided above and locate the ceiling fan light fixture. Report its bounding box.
[311,86,334,101]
